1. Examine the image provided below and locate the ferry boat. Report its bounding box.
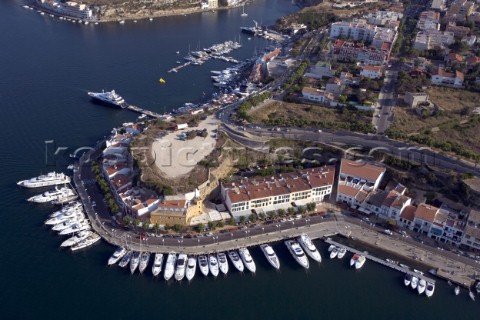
[139,252,151,274]
[198,255,209,276]
[164,252,177,280]
[87,90,126,108]
[175,253,187,281]
[217,252,229,275]
[118,251,132,268]
[227,251,244,272]
[238,248,256,273]
[185,256,197,281]
[425,282,435,297]
[17,172,70,188]
[260,244,280,270]
[152,253,164,277]
[60,230,93,248]
[70,233,100,251]
[285,240,309,269]
[130,252,141,274]
[208,254,219,277]
[108,247,127,265]
[297,234,321,262]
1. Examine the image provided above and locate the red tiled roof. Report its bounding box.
[339,159,385,182]
[400,205,416,222]
[414,203,439,223]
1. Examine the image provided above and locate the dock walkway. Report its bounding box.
[125,105,163,119]
[325,238,435,283]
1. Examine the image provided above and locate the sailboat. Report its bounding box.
[241,4,248,17]
[159,78,166,84]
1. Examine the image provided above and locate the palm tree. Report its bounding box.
[197,223,205,233]
[239,216,246,224]
[249,213,257,223]
[228,217,236,225]
[278,209,286,217]
[297,206,305,214]
[287,207,295,215]
[267,211,276,219]
[258,212,266,220]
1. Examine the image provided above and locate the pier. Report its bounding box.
[125,104,164,119]
[325,238,436,284]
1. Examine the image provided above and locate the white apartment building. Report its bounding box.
[329,20,378,42]
[413,30,455,51]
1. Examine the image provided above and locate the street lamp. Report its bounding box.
[162,238,164,247]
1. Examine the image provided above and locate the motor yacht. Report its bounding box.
[355,255,366,270]
[152,253,164,277]
[108,247,127,266]
[454,286,460,296]
[329,246,339,259]
[28,187,74,203]
[227,251,244,272]
[130,252,141,274]
[238,248,256,273]
[285,240,309,269]
[411,276,419,290]
[198,255,209,276]
[50,202,82,217]
[70,233,100,251]
[45,211,83,225]
[297,234,321,262]
[60,230,92,248]
[186,256,197,281]
[118,251,132,268]
[139,252,151,274]
[217,252,229,275]
[52,219,77,232]
[208,255,219,277]
[164,252,177,280]
[260,244,280,270]
[58,221,90,235]
[425,282,435,297]
[417,278,426,295]
[175,254,187,281]
[350,254,359,267]
[337,247,347,259]
[404,273,412,287]
[17,172,70,188]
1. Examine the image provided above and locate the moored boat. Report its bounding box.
[285,240,309,269]
[404,273,412,287]
[297,234,321,262]
[152,253,164,277]
[227,251,244,272]
[139,252,151,274]
[350,254,359,267]
[425,282,435,297]
[238,248,256,273]
[175,253,187,281]
[355,255,366,270]
[70,233,100,251]
[198,255,209,276]
[208,254,219,277]
[17,172,70,188]
[337,247,347,259]
[454,286,460,296]
[130,252,141,274]
[108,247,127,266]
[186,256,197,281]
[118,251,132,268]
[260,244,280,270]
[411,276,419,290]
[164,252,177,280]
[329,247,339,259]
[60,230,92,248]
[58,221,90,235]
[28,187,74,203]
[217,252,229,275]
[417,278,427,295]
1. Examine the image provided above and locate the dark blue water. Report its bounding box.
[1,1,478,318]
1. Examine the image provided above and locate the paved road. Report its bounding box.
[374,69,398,133]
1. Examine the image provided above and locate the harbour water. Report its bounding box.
[1,0,479,318]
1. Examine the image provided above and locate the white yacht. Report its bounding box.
[350,254,359,267]
[52,219,77,232]
[52,193,78,205]
[328,244,336,252]
[164,252,177,280]
[118,251,132,268]
[186,256,197,281]
[454,286,460,296]
[355,255,366,270]
[175,253,187,281]
[411,276,419,290]
[297,234,321,262]
[130,251,141,274]
[285,240,309,269]
[198,255,209,276]
[70,233,100,251]
[108,247,127,266]
[45,211,83,225]
[260,244,280,270]
[425,282,435,297]
[417,278,426,295]
[50,202,82,217]
[337,247,347,259]
[58,221,90,235]
[60,230,92,247]
[329,247,339,259]
[17,172,70,188]
[228,251,244,272]
[217,252,229,275]
[152,253,164,277]
[88,90,126,108]
[238,248,256,273]
[139,252,151,274]
[404,273,412,287]
[208,255,219,277]
[27,187,74,203]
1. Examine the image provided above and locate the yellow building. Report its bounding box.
[150,198,203,226]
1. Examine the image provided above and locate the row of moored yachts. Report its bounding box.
[107,233,324,281]
[328,244,367,269]
[45,201,101,251]
[403,270,435,298]
[17,171,78,205]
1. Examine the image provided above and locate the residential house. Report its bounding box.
[329,20,377,42]
[461,209,480,250]
[413,30,455,51]
[305,61,335,79]
[360,65,383,79]
[446,0,476,22]
[466,55,480,69]
[445,52,464,66]
[325,77,343,95]
[302,87,335,104]
[398,205,417,228]
[416,11,440,31]
[333,40,390,65]
[340,72,359,85]
[446,22,470,38]
[411,203,440,234]
[365,10,403,26]
[431,67,464,87]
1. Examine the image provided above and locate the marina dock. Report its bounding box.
[125,104,164,119]
[325,238,436,284]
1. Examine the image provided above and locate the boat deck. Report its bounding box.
[325,238,435,284]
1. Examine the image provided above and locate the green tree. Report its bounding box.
[306,202,316,212]
[208,221,217,230]
[267,211,276,219]
[173,224,182,232]
[239,216,247,224]
[258,212,266,220]
[297,206,306,214]
[287,207,295,215]
[228,217,236,225]
[217,221,224,228]
[249,213,257,223]
[278,209,286,217]
[197,223,205,233]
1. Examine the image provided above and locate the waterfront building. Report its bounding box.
[149,193,203,226]
[329,20,378,42]
[461,209,480,250]
[221,167,335,219]
[336,159,386,208]
[208,0,219,9]
[38,0,94,20]
[411,203,439,234]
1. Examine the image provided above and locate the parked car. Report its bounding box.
[384,229,393,236]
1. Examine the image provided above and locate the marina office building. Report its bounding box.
[221,167,335,220]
